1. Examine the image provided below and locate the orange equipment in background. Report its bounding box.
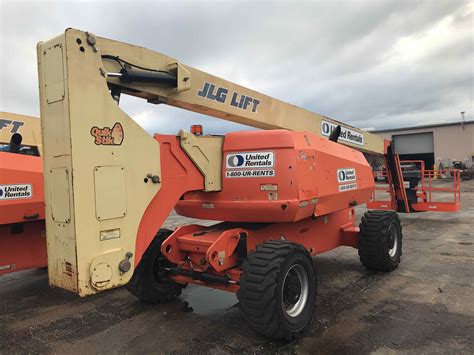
[0,112,47,275]
[368,159,461,212]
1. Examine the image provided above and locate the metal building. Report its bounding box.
[373,121,474,169]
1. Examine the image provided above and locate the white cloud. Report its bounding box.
[0,0,471,133]
[382,2,473,68]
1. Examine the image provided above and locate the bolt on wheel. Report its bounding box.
[282,264,309,318]
[359,210,403,271]
[238,240,317,340]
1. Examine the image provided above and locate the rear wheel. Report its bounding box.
[127,229,185,303]
[237,240,316,340]
[359,211,402,271]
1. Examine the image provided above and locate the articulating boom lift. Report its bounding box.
[37,29,458,340]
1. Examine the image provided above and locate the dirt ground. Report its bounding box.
[1,180,473,354]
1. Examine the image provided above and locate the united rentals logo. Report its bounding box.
[337,168,357,183]
[90,123,124,146]
[321,120,364,146]
[226,152,274,169]
[227,154,245,167]
[0,184,33,200]
[337,168,357,192]
[225,151,275,178]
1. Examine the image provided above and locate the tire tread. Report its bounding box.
[237,240,315,340]
[358,211,403,271]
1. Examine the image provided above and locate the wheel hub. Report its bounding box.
[388,226,399,258]
[284,274,302,303]
[282,264,309,318]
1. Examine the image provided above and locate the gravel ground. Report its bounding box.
[1,180,473,354]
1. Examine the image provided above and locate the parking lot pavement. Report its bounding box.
[1,180,473,354]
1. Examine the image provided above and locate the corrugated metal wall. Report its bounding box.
[375,123,474,167]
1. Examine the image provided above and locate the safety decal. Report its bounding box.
[90,122,124,146]
[0,184,33,200]
[321,120,364,146]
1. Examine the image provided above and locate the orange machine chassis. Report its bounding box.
[162,208,358,292]
[131,130,461,294]
[131,131,365,293]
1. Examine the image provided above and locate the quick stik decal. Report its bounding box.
[90,123,124,146]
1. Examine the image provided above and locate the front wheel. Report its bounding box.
[127,229,185,303]
[237,240,316,340]
[358,211,403,271]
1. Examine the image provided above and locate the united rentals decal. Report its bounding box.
[338,183,357,192]
[321,120,364,146]
[90,123,124,146]
[337,168,357,192]
[0,184,33,200]
[226,169,275,178]
[225,151,275,178]
[337,168,357,183]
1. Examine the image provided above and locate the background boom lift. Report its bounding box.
[36,29,459,339]
[0,112,46,275]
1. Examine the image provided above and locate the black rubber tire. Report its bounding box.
[237,240,316,341]
[358,210,403,271]
[127,229,185,303]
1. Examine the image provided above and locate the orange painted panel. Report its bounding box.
[0,220,47,275]
[0,152,47,274]
[175,130,374,222]
[134,135,205,266]
[0,152,44,224]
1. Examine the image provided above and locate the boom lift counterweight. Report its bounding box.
[36,29,458,339]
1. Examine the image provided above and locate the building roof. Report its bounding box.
[373,120,474,133]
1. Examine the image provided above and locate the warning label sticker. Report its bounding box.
[338,183,357,192]
[0,184,33,200]
[225,169,275,178]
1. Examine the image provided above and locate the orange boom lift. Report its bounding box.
[36,29,460,340]
[0,112,46,275]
